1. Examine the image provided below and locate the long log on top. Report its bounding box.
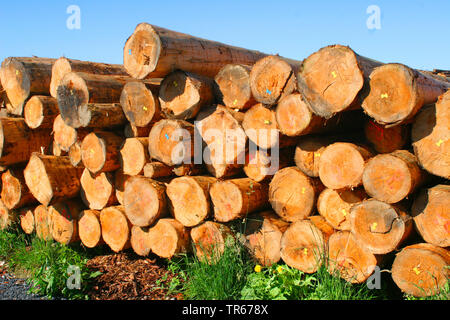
[50,57,128,98]
[123,23,300,80]
[1,168,37,210]
[24,96,59,129]
[361,63,450,126]
[0,57,56,115]
[297,45,382,119]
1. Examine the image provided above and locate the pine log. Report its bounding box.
[214,64,256,110]
[294,135,335,178]
[411,90,449,179]
[120,81,161,127]
[0,57,55,115]
[120,137,150,176]
[68,141,83,167]
[50,57,128,98]
[364,120,408,154]
[53,115,89,152]
[210,178,270,222]
[148,218,190,259]
[362,150,428,204]
[23,96,59,129]
[18,206,35,234]
[0,199,15,230]
[269,167,324,222]
[1,168,37,209]
[34,204,52,241]
[0,117,53,166]
[159,70,214,119]
[24,153,84,206]
[81,131,123,174]
[318,142,373,190]
[411,185,449,248]
[297,45,382,119]
[80,169,117,210]
[391,243,450,297]
[123,176,167,227]
[244,211,290,267]
[100,205,132,253]
[244,146,293,182]
[190,221,234,262]
[123,123,152,138]
[250,55,299,106]
[49,200,84,245]
[78,209,103,248]
[317,188,367,231]
[361,63,450,126]
[114,170,130,206]
[166,176,216,227]
[280,216,335,273]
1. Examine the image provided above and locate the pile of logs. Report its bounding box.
[0,23,448,298]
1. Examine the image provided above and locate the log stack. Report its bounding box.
[0,23,448,298]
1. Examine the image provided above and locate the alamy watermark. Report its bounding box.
[66,5,81,30]
[66,265,81,290]
[366,5,381,30]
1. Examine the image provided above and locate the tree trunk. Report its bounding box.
[130,225,152,257]
[34,204,52,241]
[1,168,37,209]
[123,176,167,227]
[244,146,294,182]
[280,216,335,273]
[0,199,16,230]
[24,95,59,129]
[68,141,83,167]
[114,170,130,206]
[120,137,150,176]
[81,131,123,174]
[294,135,335,178]
[120,81,161,127]
[190,221,234,262]
[362,150,429,204]
[53,115,89,152]
[74,103,127,128]
[411,184,449,248]
[0,57,56,115]
[214,64,256,110]
[49,200,84,245]
[166,176,217,227]
[364,119,408,154]
[159,70,214,120]
[100,205,132,253]
[80,169,117,210]
[143,161,175,179]
[269,167,324,222]
[319,142,373,190]
[148,218,190,259]
[297,45,382,119]
[244,210,290,267]
[0,117,53,166]
[210,178,270,222]
[250,55,300,106]
[18,206,35,235]
[78,209,103,248]
[172,163,205,177]
[50,57,128,98]
[391,243,450,297]
[317,188,367,231]
[124,123,152,138]
[361,63,450,126]
[24,153,84,206]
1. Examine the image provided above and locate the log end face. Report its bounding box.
[50,57,72,98]
[81,133,107,174]
[120,81,158,127]
[215,64,253,110]
[24,154,53,206]
[276,93,312,137]
[0,57,30,110]
[100,206,130,253]
[24,96,45,129]
[1,170,22,210]
[210,180,243,223]
[78,210,102,248]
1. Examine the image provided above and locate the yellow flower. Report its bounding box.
[254,265,262,273]
[277,266,283,274]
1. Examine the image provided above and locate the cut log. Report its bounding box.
[391,243,450,297]
[318,142,373,190]
[242,103,298,150]
[148,218,190,259]
[280,216,335,273]
[159,70,214,119]
[81,131,123,174]
[124,123,152,138]
[294,135,335,178]
[50,57,128,98]
[68,141,83,167]
[123,176,167,227]
[190,221,234,262]
[100,206,131,253]
[130,225,152,257]
[349,199,413,254]
[143,161,174,179]
[0,117,53,166]
[0,199,15,230]
[411,185,449,248]
[172,163,205,177]
[362,150,428,204]
[24,153,84,206]
[297,45,382,119]
[114,170,130,206]
[214,64,256,110]
[80,169,117,210]
[249,55,299,106]
[166,176,217,227]
[361,63,450,126]
[120,137,150,176]
[123,22,270,79]
[244,147,293,182]
[73,103,127,128]
[0,57,55,115]
[18,207,35,234]
[148,119,196,166]
[78,209,103,248]
[120,81,161,127]
[244,210,290,267]
[210,178,269,222]
[23,96,59,129]
[364,120,408,154]
[53,115,89,152]
[34,204,52,241]
[317,188,367,231]
[1,168,37,209]
[49,200,83,245]
[411,90,449,179]
[269,167,324,222]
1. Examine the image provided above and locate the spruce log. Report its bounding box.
[148,218,190,259]
[23,96,59,129]
[100,206,132,252]
[18,206,35,234]
[1,168,37,209]
[80,169,117,210]
[190,221,234,262]
[68,142,83,167]
[120,137,150,176]
[294,135,334,178]
[78,209,103,248]
[143,161,175,179]
[34,204,52,241]
[49,200,83,245]
[53,115,89,152]
[114,170,130,206]
[364,120,408,154]
[130,226,152,257]
[244,147,293,182]
[81,131,123,174]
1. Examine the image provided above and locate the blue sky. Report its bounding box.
[0,0,448,71]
